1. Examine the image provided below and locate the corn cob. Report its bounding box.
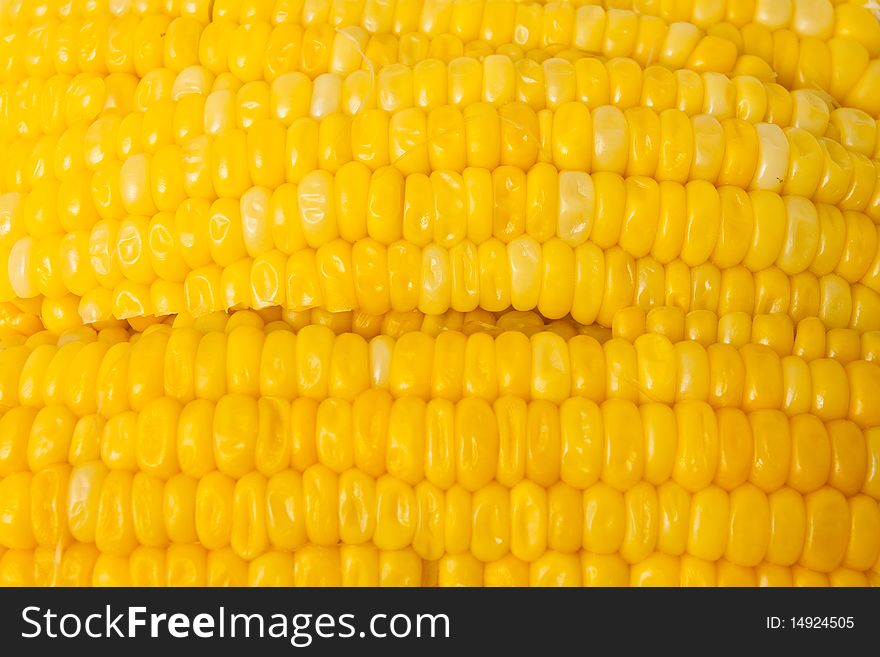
[3,75,877,193]
[4,88,878,202]
[5,35,880,156]
[7,0,877,114]
[2,0,880,589]
[5,170,880,326]
[1,319,879,587]
[3,9,880,147]
[3,59,879,176]
[3,9,878,137]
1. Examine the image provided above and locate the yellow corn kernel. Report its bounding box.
[265,470,306,552]
[495,395,528,488]
[163,474,198,544]
[95,470,137,557]
[686,485,729,562]
[378,547,421,587]
[530,551,582,587]
[438,552,483,587]
[174,399,214,478]
[686,309,718,345]
[591,106,628,175]
[338,544,378,587]
[135,397,180,479]
[636,401,675,486]
[373,474,415,551]
[646,306,685,343]
[675,340,709,402]
[470,481,510,562]
[598,247,635,328]
[674,401,719,493]
[631,552,681,586]
[619,176,659,260]
[131,472,168,548]
[613,306,646,343]
[801,487,849,573]
[492,332,530,400]
[826,420,867,497]
[619,481,658,564]
[301,463,339,547]
[844,494,880,572]
[546,480,581,554]
[27,405,75,473]
[790,273,820,327]
[509,480,547,562]
[194,470,234,550]
[578,550,629,587]
[524,399,560,488]
[788,414,830,495]
[570,242,604,326]
[211,393,257,478]
[583,482,624,555]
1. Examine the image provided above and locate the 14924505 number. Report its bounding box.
[790,617,854,629]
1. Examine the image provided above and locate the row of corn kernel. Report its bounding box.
[0,321,862,420]
[109,58,876,153]
[60,239,879,332]
[198,60,879,155]
[8,180,880,312]
[1,294,116,338]
[9,85,874,199]
[3,0,871,51]
[4,11,749,87]
[0,305,591,413]
[10,297,879,377]
[14,162,877,283]
[630,263,878,331]
[0,309,578,409]
[109,171,880,271]
[0,295,168,343]
[0,8,762,84]
[9,48,877,153]
[8,346,880,490]
[0,0,210,22]
[4,94,879,208]
[623,553,879,588]
[253,305,880,363]
[173,305,590,339]
[3,1,879,111]
[1,297,589,348]
[108,0,880,109]
[4,326,878,436]
[2,455,877,573]
[0,541,430,587]
[4,422,880,561]
[5,382,878,495]
[3,541,876,587]
[2,329,878,486]
[178,58,876,154]
[0,71,142,141]
[612,307,880,362]
[75,103,880,197]
[184,4,880,113]
[614,0,879,47]
[115,108,880,207]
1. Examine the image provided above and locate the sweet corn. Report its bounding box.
[11,172,880,328]
[1,0,879,588]
[3,315,880,586]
